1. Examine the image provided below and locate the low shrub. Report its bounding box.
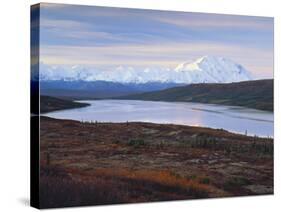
[199,177,210,185]
[128,139,145,147]
[223,177,251,191]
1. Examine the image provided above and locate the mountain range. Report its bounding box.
[37,56,255,99]
[39,56,252,84]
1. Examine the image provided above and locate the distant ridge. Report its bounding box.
[117,79,273,111]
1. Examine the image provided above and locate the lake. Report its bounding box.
[45,100,273,137]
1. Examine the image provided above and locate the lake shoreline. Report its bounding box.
[42,114,273,139]
[45,99,273,137]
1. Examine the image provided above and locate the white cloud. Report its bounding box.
[155,15,273,30]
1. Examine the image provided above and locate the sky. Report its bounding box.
[36,3,274,79]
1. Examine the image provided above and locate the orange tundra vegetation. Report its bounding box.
[81,168,211,196]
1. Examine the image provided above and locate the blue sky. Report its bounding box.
[38,3,274,78]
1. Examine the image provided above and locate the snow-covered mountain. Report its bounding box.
[39,56,253,84]
[173,56,252,83]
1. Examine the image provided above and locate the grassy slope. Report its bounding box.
[40,95,90,113]
[118,79,273,111]
[39,117,273,208]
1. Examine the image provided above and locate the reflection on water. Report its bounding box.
[45,100,273,137]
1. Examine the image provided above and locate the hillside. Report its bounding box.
[118,79,273,111]
[40,96,90,113]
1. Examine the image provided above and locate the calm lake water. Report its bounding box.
[45,100,273,137]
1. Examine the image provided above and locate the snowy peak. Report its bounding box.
[173,56,252,83]
[39,56,253,84]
